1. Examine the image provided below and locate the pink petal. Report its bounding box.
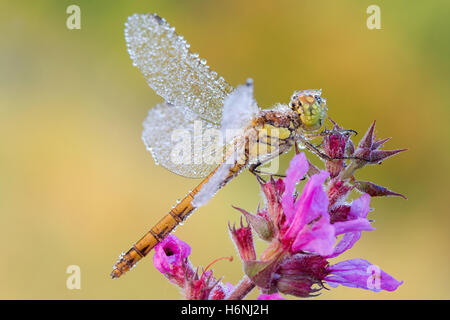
[291,216,336,256]
[328,232,362,258]
[333,218,375,235]
[326,259,403,292]
[281,153,309,219]
[348,193,371,219]
[328,195,372,258]
[153,235,191,274]
[283,170,329,239]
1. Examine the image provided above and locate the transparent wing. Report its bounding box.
[125,13,233,124]
[220,80,260,142]
[142,103,226,178]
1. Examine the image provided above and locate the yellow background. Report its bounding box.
[1,0,449,299]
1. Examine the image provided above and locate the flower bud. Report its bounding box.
[353,121,407,167]
[327,178,353,208]
[355,181,407,199]
[273,254,328,297]
[184,269,221,300]
[261,177,285,230]
[228,217,257,261]
[322,129,348,177]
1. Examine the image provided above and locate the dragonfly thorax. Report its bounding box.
[290,89,327,134]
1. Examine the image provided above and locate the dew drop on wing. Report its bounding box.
[125,14,233,124]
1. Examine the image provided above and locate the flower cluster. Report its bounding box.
[153,121,405,299]
[152,234,234,300]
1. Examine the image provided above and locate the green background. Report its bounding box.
[1,0,449,299]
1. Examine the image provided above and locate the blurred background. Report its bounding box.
[1,0,449,299]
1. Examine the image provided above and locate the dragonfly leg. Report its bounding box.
[297,138,333,161]
[249,163,286,184]
[327,117,358,136]
[294,142,301,154]
[249,163,266,184]
[343,128,358,136]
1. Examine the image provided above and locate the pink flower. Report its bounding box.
[184,270,223,300]
[271,254,403,295]
[153,235,193,287]
[234,152,402,298]
[153,235,234,300]
[279,153,373,256]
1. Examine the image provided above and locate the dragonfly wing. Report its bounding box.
[142,103,225,178]
[125,13,233,124]
[220,80,260,143]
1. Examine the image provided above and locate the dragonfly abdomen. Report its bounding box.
[111,201,195,278]
[111,160,242,279]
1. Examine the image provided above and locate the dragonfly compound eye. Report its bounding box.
[290,89,327,132]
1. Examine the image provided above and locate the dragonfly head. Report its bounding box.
[290,89,327,133]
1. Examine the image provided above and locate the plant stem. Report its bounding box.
[227,276,256,300]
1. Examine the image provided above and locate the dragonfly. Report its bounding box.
[111,13,335,279]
